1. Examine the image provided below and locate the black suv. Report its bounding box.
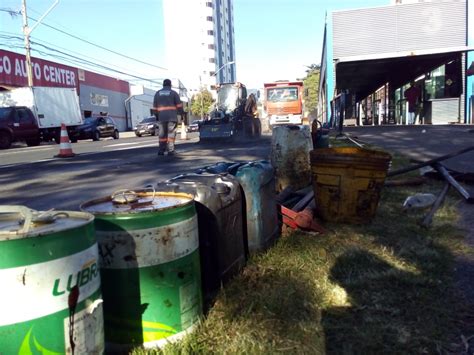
[0,106,40,149]
[134,116,158,137]
[75,116,119,141]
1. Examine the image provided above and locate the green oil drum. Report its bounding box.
[0,206,104,354]
[80,190,202,351]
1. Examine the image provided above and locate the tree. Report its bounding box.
[190,88,215,117]
[301,64,321,118]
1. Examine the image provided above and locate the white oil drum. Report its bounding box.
[0,206,104,354]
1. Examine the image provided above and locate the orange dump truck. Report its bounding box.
[263,81,304,126]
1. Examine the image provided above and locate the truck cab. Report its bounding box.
[264,81,304,127]
[0,106,40,149]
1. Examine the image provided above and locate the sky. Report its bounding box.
[1,0,394,91]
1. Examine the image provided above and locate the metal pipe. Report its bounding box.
[420,182,450,228]
[433,162,474,203]
[387,145,474,177]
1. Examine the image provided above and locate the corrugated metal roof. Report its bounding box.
[333,0,467,60]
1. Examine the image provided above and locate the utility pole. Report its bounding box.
[21,0,60,87]
[21,0,33,87]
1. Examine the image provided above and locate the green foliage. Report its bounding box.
[190,89,215,117]
[302,64,321,117]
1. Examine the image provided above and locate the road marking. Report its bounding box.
[113,143,157,150]
[104,142,143,148]
[0,137,198,169]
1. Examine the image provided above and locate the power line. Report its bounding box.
[0,32,163,85]
[27,14,167,71]
[0,8,167,71]
[29,40,163,84]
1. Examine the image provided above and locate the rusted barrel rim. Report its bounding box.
[80,190,195,214]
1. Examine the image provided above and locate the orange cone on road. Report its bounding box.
[55,123,75,158]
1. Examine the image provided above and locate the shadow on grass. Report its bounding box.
[199,265,326,354]
[321,183,472,354]
[323,249,456,354]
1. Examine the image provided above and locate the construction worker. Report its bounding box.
[153,79,184,156]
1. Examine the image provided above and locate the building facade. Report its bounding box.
[162,0,236,93]
[0,49,130,131]
[318,0,472,126]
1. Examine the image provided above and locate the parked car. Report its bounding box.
[187,119,203,133]
[75,116,119,141]
[0,106,41,149]
[134,116,158,137]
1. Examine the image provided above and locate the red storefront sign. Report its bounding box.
[0,49,78,88]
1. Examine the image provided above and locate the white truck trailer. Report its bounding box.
[0,86,83,143]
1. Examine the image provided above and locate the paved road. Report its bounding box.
[0,134,272,211]
[0,131,199,167]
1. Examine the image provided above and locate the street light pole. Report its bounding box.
[21,0,59,87]
[21,0,33,87]
[213,61,235,84]
[199,75,204,120]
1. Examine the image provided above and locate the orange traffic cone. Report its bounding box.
[55,123,75,158]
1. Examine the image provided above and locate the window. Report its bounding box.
[206,2,213,7]
[209,58,215,63]
[206,16,213,21]
[0,108,12,121]
[207,30,214,35]
[424,60,461,100]
[208,44,215,50]
[18,108,33,123]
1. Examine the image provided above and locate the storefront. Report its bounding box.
[318,0,472,126]
[0,49,130,131]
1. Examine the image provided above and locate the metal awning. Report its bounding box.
[335,46,474,101]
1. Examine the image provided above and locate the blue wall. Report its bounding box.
[467,1,473,123]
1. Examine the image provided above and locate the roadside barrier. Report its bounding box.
[180,122,188,140]
[55,123,75,158]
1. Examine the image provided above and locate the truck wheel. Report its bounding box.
[0,131,12,149]
[242,117,254,138]
[93,131,100,141]
[113,130,120,139]
[54,132,61,144]
[26,137,41,146]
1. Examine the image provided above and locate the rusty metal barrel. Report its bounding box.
[80,189,202,351]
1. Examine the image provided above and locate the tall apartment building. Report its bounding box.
[162,0,236,94]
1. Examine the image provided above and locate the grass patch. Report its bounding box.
[133,145,473,354]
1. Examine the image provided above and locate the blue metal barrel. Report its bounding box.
[234,161,279,253]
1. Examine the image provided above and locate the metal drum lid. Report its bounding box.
[0,205,94,240]
[80,188,194,214]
